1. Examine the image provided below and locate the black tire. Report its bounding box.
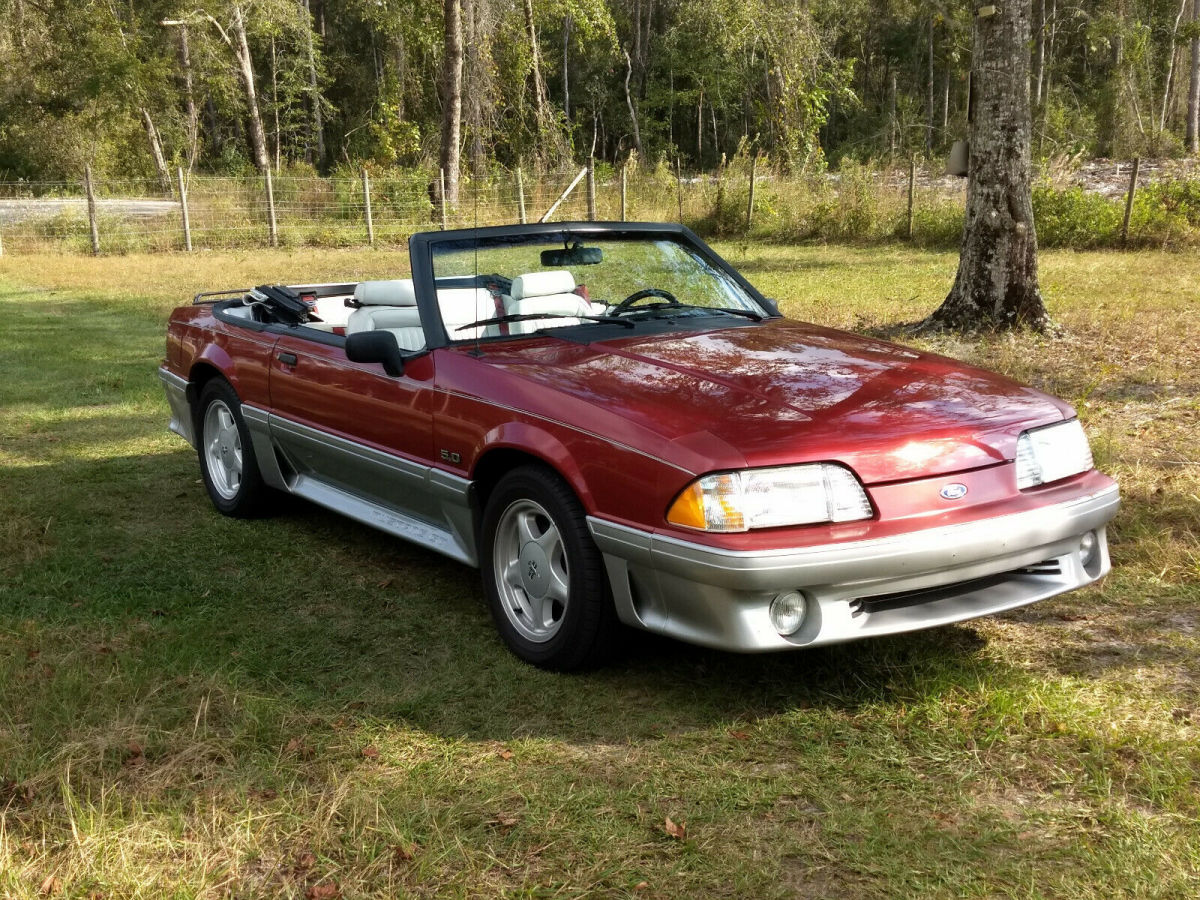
[480,465,618,670]
[195,378,273,518]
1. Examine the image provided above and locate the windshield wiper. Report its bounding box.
[454,312,635,332]
[627,304,764,322]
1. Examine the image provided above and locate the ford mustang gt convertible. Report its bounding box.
[159,222,1119,669]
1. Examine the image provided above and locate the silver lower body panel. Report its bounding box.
[588,484,1120,652]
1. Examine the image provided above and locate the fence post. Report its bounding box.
[906,157,916,239]
[516,167,527,224]
[1121,157,1140,248]
[362,169,375,246]
[745,154,757,232]
[587,156,597,221]
[675,158,683,222]
[620,162,627,222]
[264,168,278,247]
[84,164,100,256]
[178,167,193,252]
[439,168,448,230]
[0,226,4,258]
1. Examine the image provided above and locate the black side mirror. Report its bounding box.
[346,330,405,376]
[761,297,782,317]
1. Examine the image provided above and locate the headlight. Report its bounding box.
[1015,418,1094,489]
[666,464,873,532]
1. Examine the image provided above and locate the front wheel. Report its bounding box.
[196,378,273,518]
[480,466,617,670]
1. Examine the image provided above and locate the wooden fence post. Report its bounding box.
[1121,157,1140,248]
[516,167,527,224]
[264,168,278,247]
[0,226,4,258]
[362,169,375,246]
[178,167,193,252]
[587,156,597,221]
[84,164,100,256]
[620,162,627,222]
[439,168,448,230]
[675,158,683,222]
[906,157,916,239]
[745,154,757,232]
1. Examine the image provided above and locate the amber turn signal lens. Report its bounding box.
[666,482,708,530]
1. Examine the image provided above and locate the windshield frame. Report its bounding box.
[408,221,779,350]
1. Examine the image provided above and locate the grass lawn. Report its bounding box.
[0,245,1197,898]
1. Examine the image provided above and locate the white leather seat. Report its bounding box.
[346,279,425,352]
[505,270,593,334]
[438,288,498,340]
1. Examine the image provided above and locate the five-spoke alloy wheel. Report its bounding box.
[196,378,272,517]
[481,466,617,669]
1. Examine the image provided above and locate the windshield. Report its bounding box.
[427,230,766,342]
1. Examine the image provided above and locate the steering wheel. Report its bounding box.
[610,287,680,315]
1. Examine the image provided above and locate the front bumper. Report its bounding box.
[588,482,1120,652]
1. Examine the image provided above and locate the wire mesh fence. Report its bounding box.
[0,163,968,256]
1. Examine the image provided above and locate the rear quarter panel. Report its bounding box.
[165,305,275,407]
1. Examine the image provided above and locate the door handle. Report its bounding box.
[277,352,298,366]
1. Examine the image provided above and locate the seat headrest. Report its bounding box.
[510,270,576,301]
[438,288,494,327]
[354,279,417,307]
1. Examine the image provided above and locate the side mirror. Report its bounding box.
[345,330,405,376]
[760,297,782,317]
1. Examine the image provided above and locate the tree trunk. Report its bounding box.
[1160,0,1189,134]
[926,17,935,155]
[924,0,1048,332]
[1032,0,1045,108]
[465,0,485,174]
[1189,0,1200,153]
[563,14,571,123]
[177,24,200,171]
[522,0,550,142]
[888,69,897,155]
[439,0,463,203]
[231,3,270,173]
[301,0,325,167]
[140,108,172,195]
[624,48,643,156]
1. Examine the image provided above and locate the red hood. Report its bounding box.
[472,320,1071,483]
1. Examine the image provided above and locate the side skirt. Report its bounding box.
[241,405,478,567]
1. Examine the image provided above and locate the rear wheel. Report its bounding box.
[481,465,617,670]
[196,378,272,517]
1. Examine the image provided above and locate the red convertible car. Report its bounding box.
[159,222,1119,669]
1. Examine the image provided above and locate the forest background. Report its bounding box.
[2,0,1200,252]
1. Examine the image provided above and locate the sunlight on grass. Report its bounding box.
[0,246,1198,898]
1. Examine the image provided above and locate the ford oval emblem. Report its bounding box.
[939,483,968,501]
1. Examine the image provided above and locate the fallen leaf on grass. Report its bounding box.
[284,737,314,759]
[487,813,520,828]
[123,742,146,768]
[393,843,418,863]
[498,748,514,760]
[39,874,61,895]
[634,882,650,891]
[728,729,749,740]
[295,851,317,872]
[361,745,380,760]
[250,787,278,801]
[664,816,686,840]
[305,882,340,900]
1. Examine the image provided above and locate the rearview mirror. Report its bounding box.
[346,330,405,376]
[541,245,603,266]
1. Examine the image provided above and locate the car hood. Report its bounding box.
[477,319,1071,483]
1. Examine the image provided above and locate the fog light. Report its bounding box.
[1079,531,1098,567]
[769,591,807,636]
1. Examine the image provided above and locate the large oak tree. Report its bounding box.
[925,1,1049,332]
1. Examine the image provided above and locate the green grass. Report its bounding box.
[1,246,1198,898]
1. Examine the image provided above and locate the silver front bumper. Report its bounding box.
[588,483,1120,652]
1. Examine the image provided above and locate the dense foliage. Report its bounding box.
[1,0,1198,182]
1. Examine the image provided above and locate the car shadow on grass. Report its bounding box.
[1,449,1036,749]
